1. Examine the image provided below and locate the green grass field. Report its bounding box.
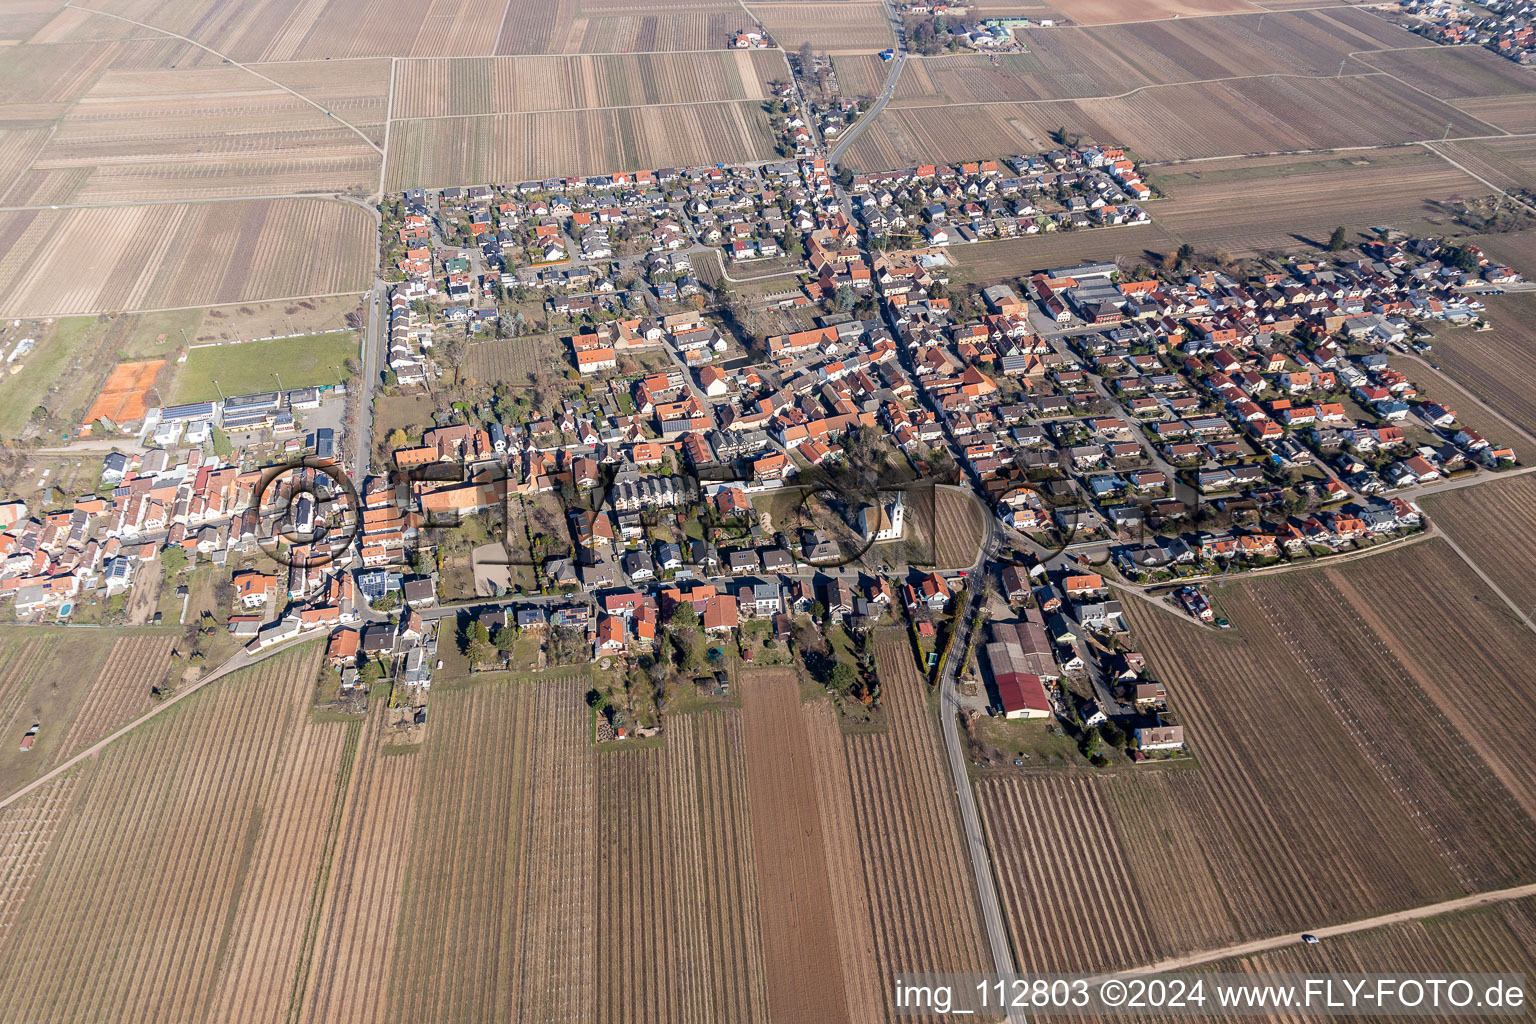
[0,317,103,436]
[169,333,358,403]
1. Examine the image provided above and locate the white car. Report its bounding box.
[1302,934,1320,945]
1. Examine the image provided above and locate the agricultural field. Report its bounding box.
[739,669,852,1022]
[1435,136,1536,193]
[946,224,1181,286]
[385,102,779,189]
[0,644,372,1023]
[884,8,1431,105]
[1468,227,1536,277]
[0,317,121,436]
[1046,0,1260,24]
[980,543,1536,973]
[1208,894,1536,979]
[0,630,173,792]
[392,50,783,118]
[845,72,1494,170]
[1146,149,1486,255]
[0,198,375,317]
[746,2,894,53]
[14,65,381,204]
[1424,294,1536,435]
[1424,475,1536,616]
[844,635,991,1016]
[903,485,988,568]
[170,332,358,403]
[462,335,563,387]
[1358,44,1536,103]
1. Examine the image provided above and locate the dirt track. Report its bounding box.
[1128,882,1536,973]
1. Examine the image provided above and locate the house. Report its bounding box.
[232,569,276,609]
[736,579,782,616]
[326,628,360,666]
[702,594,739,633]
[402,575,437,609]
[1136,725,1185,751]
[1062,573,1105,599]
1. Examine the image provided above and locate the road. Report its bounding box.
[1125,881,1536,975]
[827,0,907,169]
[933,501,1026,1023]
[354,280,386,479]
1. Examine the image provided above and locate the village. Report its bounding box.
[1397,0,1536,65]
[0,133,1525,767]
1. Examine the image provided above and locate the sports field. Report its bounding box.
[170,333,358,403]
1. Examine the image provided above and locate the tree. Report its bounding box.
[834,284,856,311]
[464,620,494,668]
[494,627,518,654]
[1327,225,1349,252]
[409,547,434,576]
[210,425,232,458]
[160,545,187,575]
[387,428,409,447]
[359,658,383,686]
[670,602,698,632]
[830,661,858,694]
[1175,242,1196,268]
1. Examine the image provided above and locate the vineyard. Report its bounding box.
[1048,0,1260,24]
[1148,149,1484,255]
[22,65,380,203]
[1425,475,1536,613]
[843,636,991,1016]
[392,50,782,118]
[49,635,174,768]
[978,552,1536,975]
[463,335,564,386]
[385,679,538,1021]
[980,775,1158,972]
[299,713,424,1024]
[934,487,986,569]
[745,2,895,53]
[1426,294,1536,432]
[1357,44,1536,102]
[1210,894,1536,980]
[0,629,159,792]
[1451,93,1536,132]
[0,198,375,317]
[1032,546,1536,958]
[1438,136,1536,192]
[739,669,852,1022]
[848,72,1500,171]
[0,644,355,1024]
[0,776,79,953]
[384,102,779,189]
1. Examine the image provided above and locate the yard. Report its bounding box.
[169,333,358,403]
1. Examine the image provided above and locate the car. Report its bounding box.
[1215,617,1230,629]
[1301,933,1320,945]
